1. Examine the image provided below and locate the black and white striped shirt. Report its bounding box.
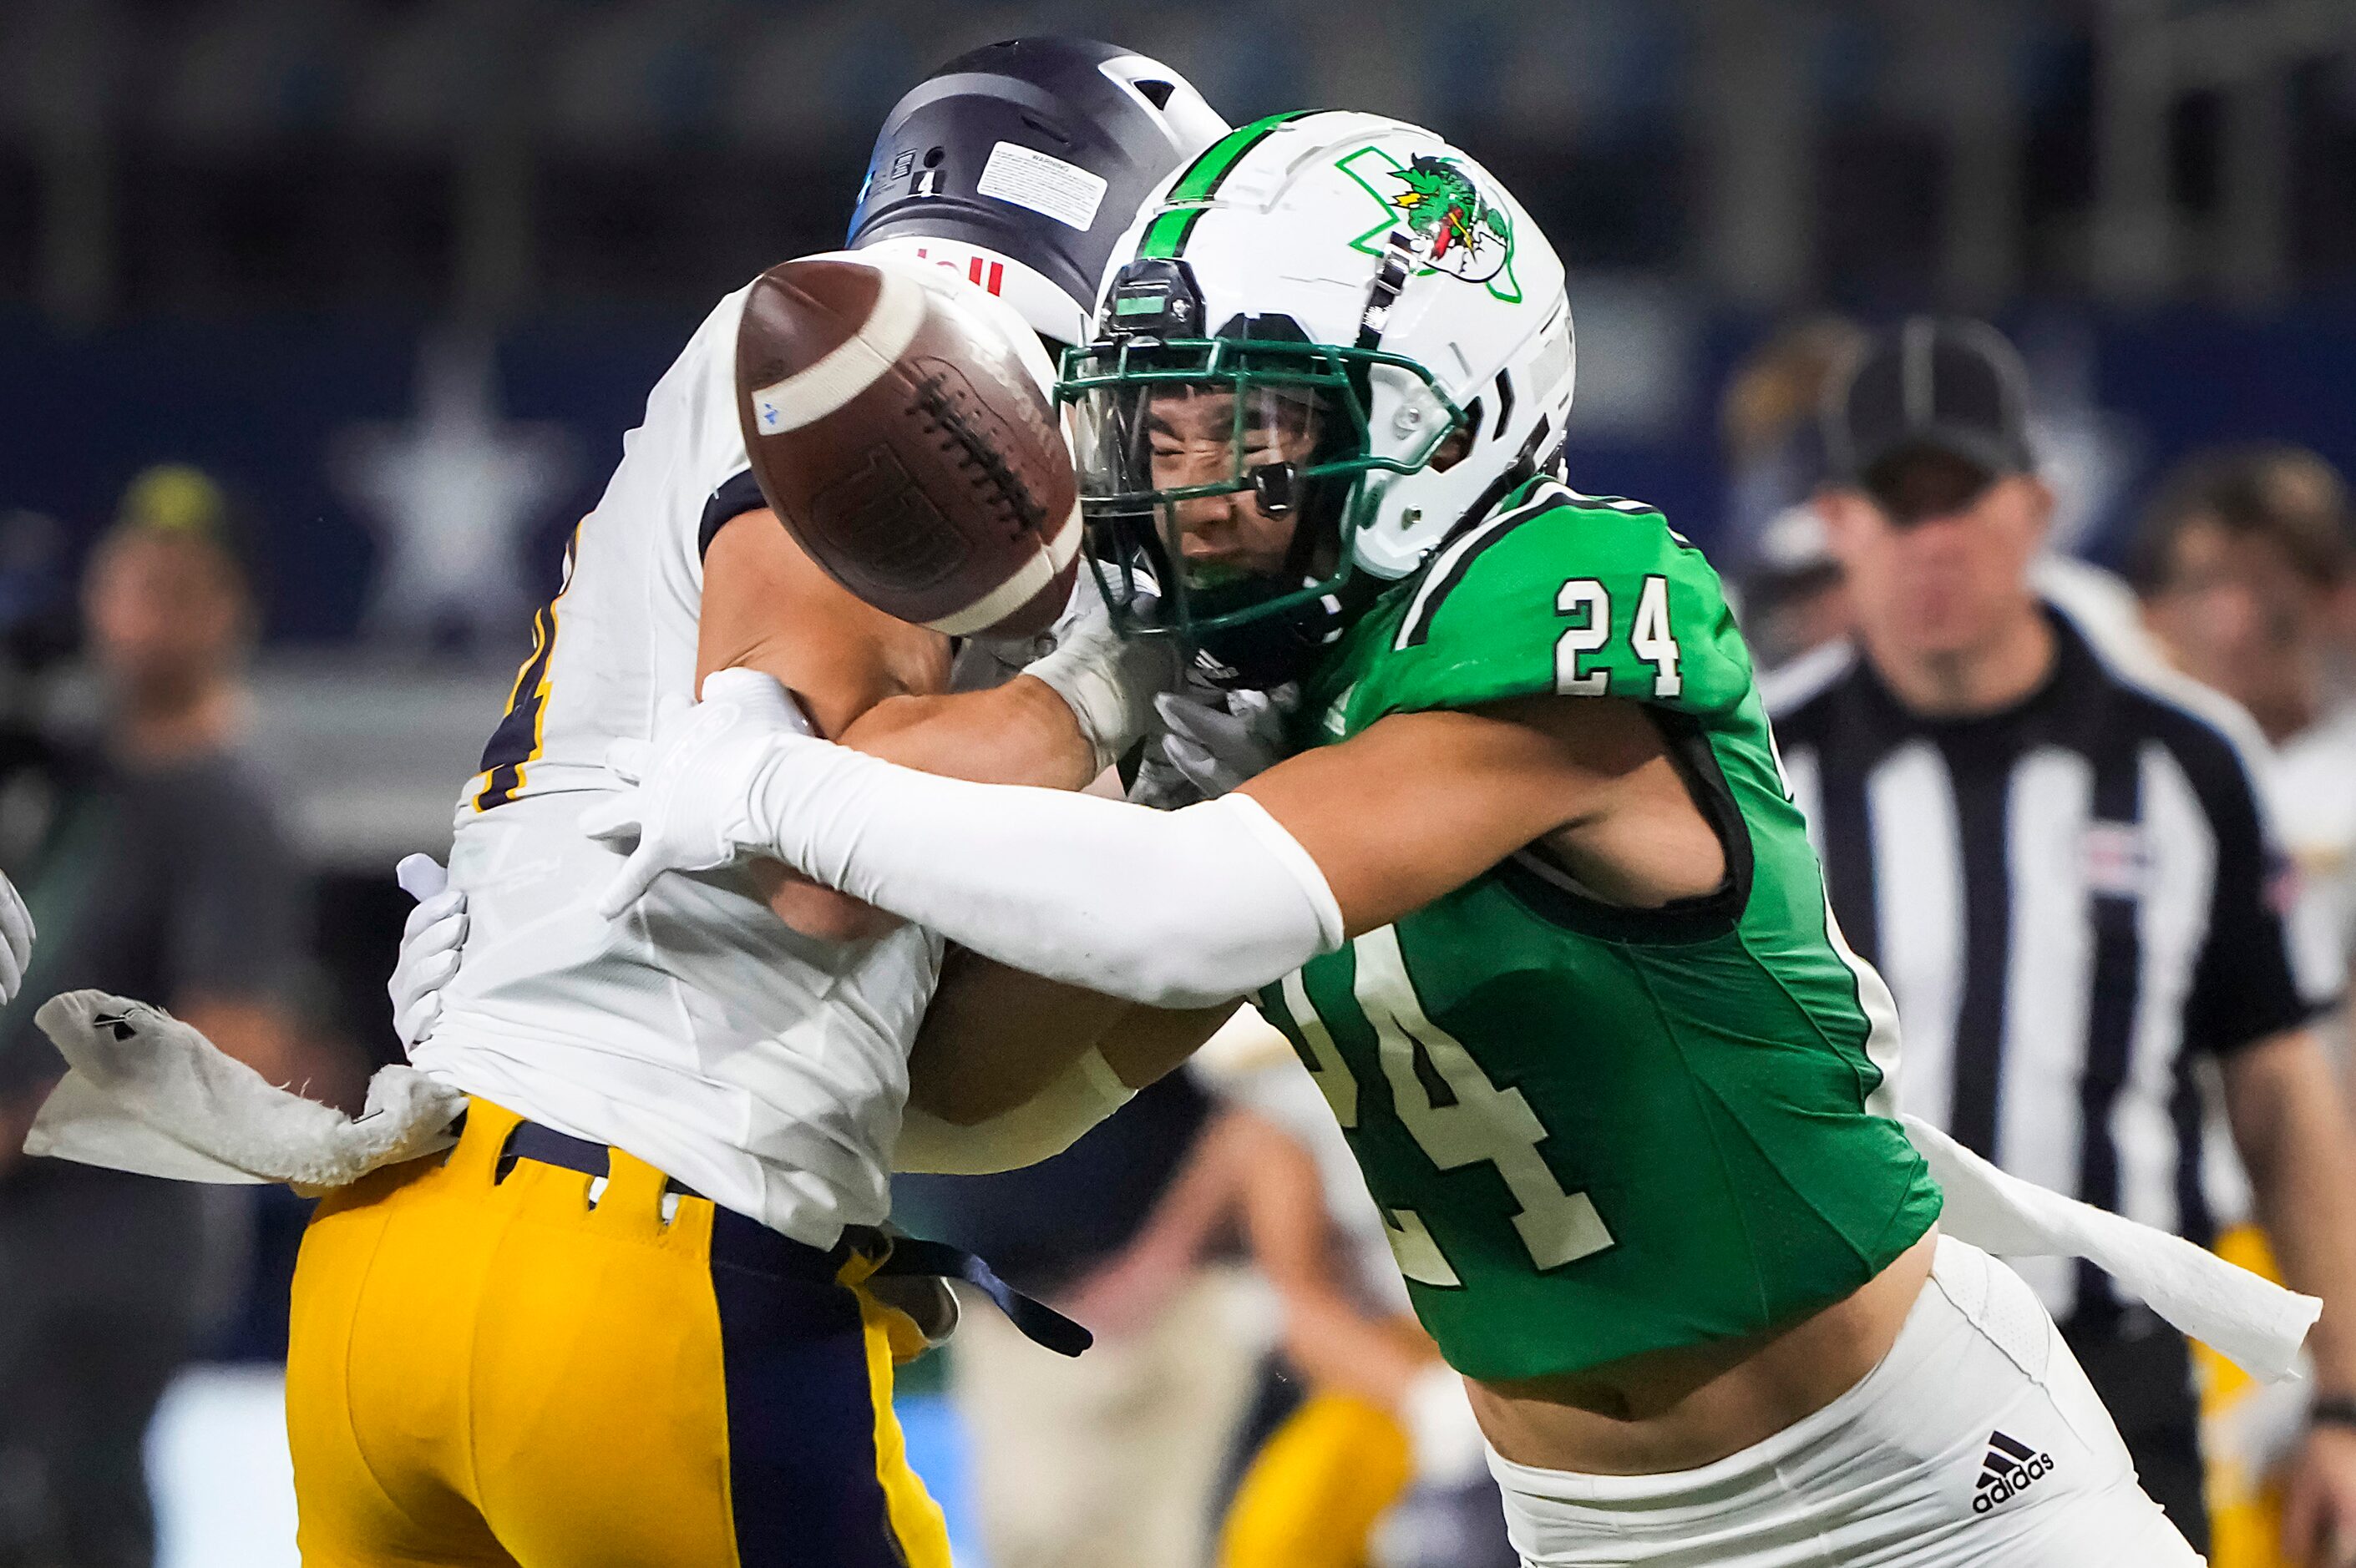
[1768,609,2312,1325]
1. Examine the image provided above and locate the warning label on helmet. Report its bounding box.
[976,142,1109,233]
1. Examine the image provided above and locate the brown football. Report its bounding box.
[734,255,1078,639]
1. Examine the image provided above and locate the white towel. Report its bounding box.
[1904,1113,2319,1383]
[24,990,464,1190]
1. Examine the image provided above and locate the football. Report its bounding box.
[734,255,1079,639]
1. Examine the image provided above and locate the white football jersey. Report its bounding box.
[413,277,943,1252]
[2280,705,2356,1058]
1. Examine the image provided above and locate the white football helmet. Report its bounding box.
[1060,110,1575,685]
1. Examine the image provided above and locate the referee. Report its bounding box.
[1767,318,2356,1560]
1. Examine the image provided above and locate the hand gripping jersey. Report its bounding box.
[1254,478,1943,1382]
[413,281,944,1252]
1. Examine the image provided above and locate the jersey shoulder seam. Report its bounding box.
[1392,482,1694,652]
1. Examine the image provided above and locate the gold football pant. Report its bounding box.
[284,1099,948,1568]
[2199,1223,2295,1568]
[1216,1389,1414,1568]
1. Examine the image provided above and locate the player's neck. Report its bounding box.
[1866,601,2055,721]
[2242,673,2321,747]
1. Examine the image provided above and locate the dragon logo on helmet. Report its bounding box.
[1339,146,1521,301]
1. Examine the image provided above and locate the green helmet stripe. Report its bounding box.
[1138,110,1310,260]
[1138,207,1200,260]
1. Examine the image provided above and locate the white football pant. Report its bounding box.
[1489,1236,2201,1566]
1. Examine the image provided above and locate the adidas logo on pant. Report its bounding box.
[1972,1430,2056,1514]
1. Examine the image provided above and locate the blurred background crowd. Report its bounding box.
[3,1,2355,1565]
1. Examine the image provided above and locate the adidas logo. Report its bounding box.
[1972,1430,2055,1514]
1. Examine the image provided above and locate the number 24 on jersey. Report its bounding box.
[1556,574,1682,699]
[1271,927,1615,1288]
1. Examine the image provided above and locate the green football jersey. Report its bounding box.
[1254,478,1942,1383]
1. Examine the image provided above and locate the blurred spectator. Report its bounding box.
[2135,446,2356,1064]
[0,465,318,1568]
[2131,447,2356,1567]
[2136,448,2356,746]
[1768,321,2356,1560]
[893,1070,1257,1568]
[1720,316,1867,672]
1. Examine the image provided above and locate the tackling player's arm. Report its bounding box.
[1239,694,1725,933]
[906,948,1238,1124]
[698,506,1111,939]
[618,668,1727,1007]
[627,496,1735,1050]
[892,690,1715,1145]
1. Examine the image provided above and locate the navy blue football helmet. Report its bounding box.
[848,38,1229,349]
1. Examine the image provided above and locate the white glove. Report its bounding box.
[581,670,818,918]
[1129,682,1293,810]
[1167,683,1292,794]
[26,990,465,1188]
[1126,737,1200,812]
[1022,565,1182,776]
[388,853,466,1057]
[0,872,33,1005]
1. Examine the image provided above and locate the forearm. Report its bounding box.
[839,675,1098,792]
[1118,1111,1251,1272]
[748,675,1097,940]
[911,949,1235,1120]
[1281,1296,1439,1406]
[899,952,1235,1175]
[752,746,1343,1007]
[2253,1151,2356,1391]
[178,995,367,1113]
[909,950,1135,1124]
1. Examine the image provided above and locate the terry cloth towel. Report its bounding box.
[24,989,463,1190]
[1904,1112,2318,1383]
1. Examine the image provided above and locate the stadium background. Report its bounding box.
[3,1,2354,1564]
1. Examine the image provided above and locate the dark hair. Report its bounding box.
[2129,443,2353,594]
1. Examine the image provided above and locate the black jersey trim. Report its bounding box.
[1943,738,2014,1160]
[697,468,768,559]
[2071,739,2145,1321]
[1494,711,1756,945]
[1396,483,1568,649]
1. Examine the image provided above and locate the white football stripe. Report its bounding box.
[1044,498,1082,569]
[925,548,1057,636]
[745,267,927,435]
[921,501,1082,636]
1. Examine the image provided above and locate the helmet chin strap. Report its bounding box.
[1355,230,1419,352]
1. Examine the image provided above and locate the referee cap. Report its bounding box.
[1824,318,2034,516]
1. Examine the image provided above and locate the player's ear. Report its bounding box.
[2022,475,2056,545]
